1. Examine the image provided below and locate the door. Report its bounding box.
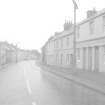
[61,54,63,65]
[94,46,99,72]
[88,47,92,71]
[70,54,73,67]
[83,48,86,70]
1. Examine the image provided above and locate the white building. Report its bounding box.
[42,8,105,72]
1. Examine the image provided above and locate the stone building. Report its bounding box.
[42,8,105,72]
[42,21,74,68]
[76,8,105,72]
[0,42,17,66]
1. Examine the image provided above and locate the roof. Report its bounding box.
[42,8,105,48]
[78,8,105,26]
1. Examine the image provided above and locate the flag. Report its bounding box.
[72,0,78,9]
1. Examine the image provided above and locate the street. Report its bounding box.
[0,60,72,105]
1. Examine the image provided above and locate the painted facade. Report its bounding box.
[42,8,105,72]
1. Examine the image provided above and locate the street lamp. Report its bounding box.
[72,0,78,68]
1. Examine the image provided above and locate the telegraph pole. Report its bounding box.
[72,0,78,68]
[73,3,76,68]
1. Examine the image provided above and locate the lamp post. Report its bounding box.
[72,0,78,69]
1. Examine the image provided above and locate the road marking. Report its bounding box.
[23,68,32,94]
[32,102,37,105]
[23,68,37,105]
[26,79,32,94]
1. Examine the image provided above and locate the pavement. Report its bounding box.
[38,62,105,94]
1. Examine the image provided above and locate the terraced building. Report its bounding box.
[42,8,105,72]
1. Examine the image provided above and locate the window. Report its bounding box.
[103,16,105,31]
[57,39,59,48]
[49,42,51,48]
[66,54,73,65]
[56,54,58,64]
[66,54,69,65]
[89,20,94,34]
[77,26,80,38]
[54,40,58,48]
[66,37,69,46]
[66,54,68,64]
[76,48,80,62]
[103,46,105,64]
[56,40,58,48]
[103,45,105,54]
[61,54,63,64]
[61,38,63,48]
[53,41,54,48]
[54,40,56,48]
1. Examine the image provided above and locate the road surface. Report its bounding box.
[0,60,72,105]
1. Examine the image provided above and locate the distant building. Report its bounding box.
[0,42,17,66]
[42,8,105,72]
[17,49,40,61]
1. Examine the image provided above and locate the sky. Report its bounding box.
[0,0,105,51]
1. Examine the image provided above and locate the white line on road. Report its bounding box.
[23,68,37,105]
[32,102,37,105]
[23,68,32,94]
[26,79,32,94]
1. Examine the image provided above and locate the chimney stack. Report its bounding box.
[87,8,97,18]
[64,21,73,30]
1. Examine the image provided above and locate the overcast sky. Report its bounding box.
[0,0,105,51]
